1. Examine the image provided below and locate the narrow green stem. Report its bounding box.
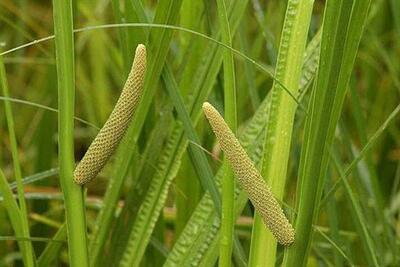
[52,0,89,266]
[249,1,314,266]
[216,0,237,266]
[282,0,371,266]
[0,53,35,267]
[110,0,131,76]
[88,1,132,263]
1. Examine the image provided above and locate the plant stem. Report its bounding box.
[282,0,371,266]
[216,0,237,266]
[52,0,89,266]
[249,1,314,266]
[0,52,36,267]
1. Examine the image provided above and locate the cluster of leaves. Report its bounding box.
[0,0,399,266]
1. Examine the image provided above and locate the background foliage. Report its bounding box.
[0,0,399,266]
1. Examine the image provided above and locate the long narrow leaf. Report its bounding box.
[282,1,372,266]
[0,50,35,267]
[52,0,89,265]
[249,1,314,265]
[164,32,321,266]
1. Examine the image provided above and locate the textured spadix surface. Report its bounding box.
[74,44,147,185]
[202,102,295,245]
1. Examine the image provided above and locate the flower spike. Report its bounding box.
[202,102,295,245]
[74,44,147,185]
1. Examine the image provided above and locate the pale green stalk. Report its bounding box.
[0,52,35,267]
[216,0,237,266]
[282,0,372,266]
[52,0,89,266]
[249,1,314,266]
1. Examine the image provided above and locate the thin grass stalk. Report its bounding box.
[0,168,33,266]
[238,23,260,111]
[87,0,138,262]
[249,1,314,265]
[0,169,23,235]
[324,176,343,267]
[331,148,379,266]
[282,0,371,266]
[176,0,206,237]
[89,31,111,124]
[349,77,397,259]
[163,66,221,211]
[216,0,237,265]
[164,30,321,266]
[0,53,35,267]
[110,0,131,76]
[321,103,400,206]
[52,0,89,265]
[37,224,67,267]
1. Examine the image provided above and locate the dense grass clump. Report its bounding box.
[0,0,399,266]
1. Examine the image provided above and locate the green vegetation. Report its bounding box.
[0,0,399,266]
[52,0,89,266]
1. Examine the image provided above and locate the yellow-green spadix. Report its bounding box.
[202,102,295,246]
[74,44,147,185]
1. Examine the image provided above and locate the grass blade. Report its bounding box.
[331,149,379,266]
[1,1,398,265]
[282,1,372,266]
[106,1,248,266]
[52,0,89,265]
[215,0,237,264]
[249,1,314,265]
[0,168,29,264]
[37,224,67,267]
[0,52,35,267]
[164,33,320,265]
[163,66,221,211]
